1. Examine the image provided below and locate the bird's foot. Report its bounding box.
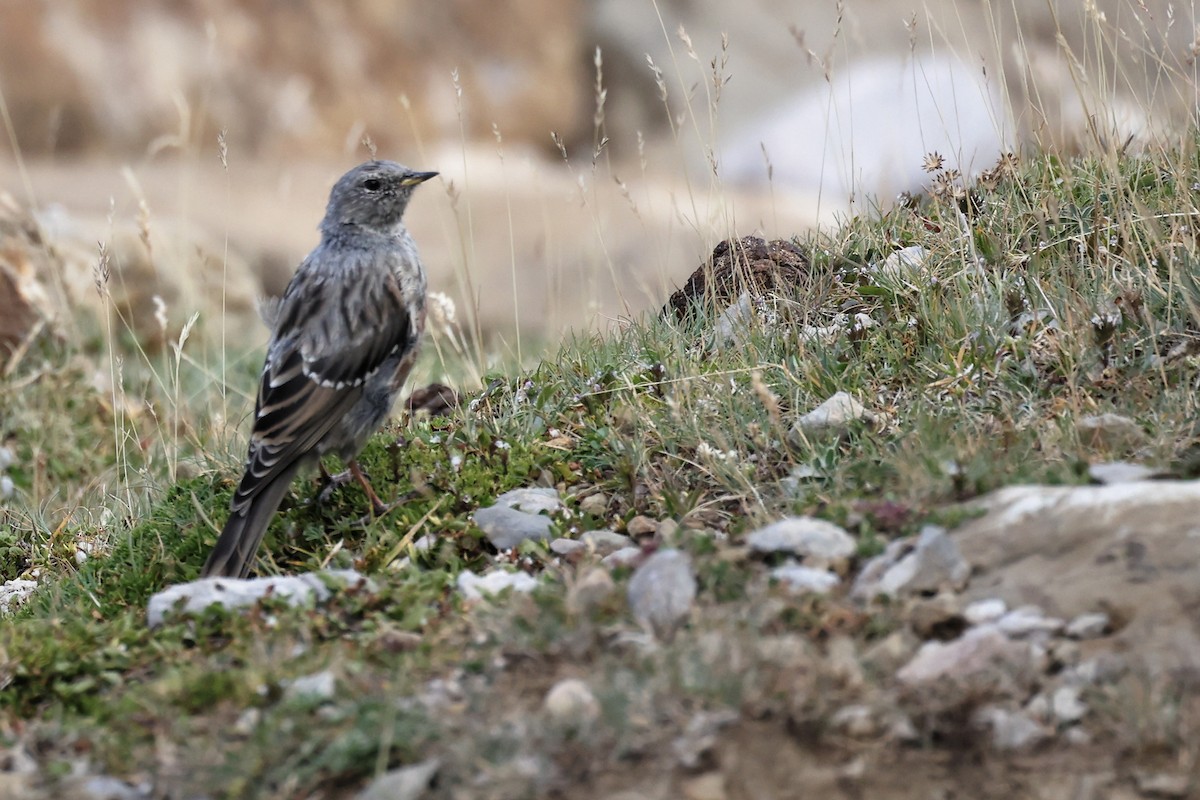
[315,467,355,506]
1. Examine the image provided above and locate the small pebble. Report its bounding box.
[963,598,1007,626]
[578,493,608,516]
[626,515,659,537]
[627,548,696,640]
[601,546,643,569]
[543,678,600,727]
[1065,612,1110,640]
[580,529,634,555]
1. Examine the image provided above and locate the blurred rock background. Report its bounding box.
[0,0,1196,355]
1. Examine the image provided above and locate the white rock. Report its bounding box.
[789,392,879,442]
[1134,772,1190,798]
[1051,685,1087,723]
[493,487,563,515]
[964,598,1008,625]
[543,678,600,726]
[0,578,38,614]
[746,517,855,562]
[146,570,372,627]
[285,670,336,702]
[357,758,441,800]
[897,625,1038,687]
[830,704,878,738]
[1087,461,1156,485]
[456,569,538,601]
[770,563,840,595]
[973,706,1049,751]
[1065,612,1109,640]
[879,246,928,281]
[73,775,151,800]
[996,605,1064,639]
[627,548,696,640]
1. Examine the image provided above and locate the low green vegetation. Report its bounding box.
[3,142,1199,796]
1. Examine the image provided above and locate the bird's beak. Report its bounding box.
[402,171,439,186]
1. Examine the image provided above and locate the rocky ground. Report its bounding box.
[3,144,1200,798]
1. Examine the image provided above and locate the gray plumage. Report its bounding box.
[202,160,437,579]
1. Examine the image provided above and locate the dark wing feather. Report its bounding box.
[230,260,412,514]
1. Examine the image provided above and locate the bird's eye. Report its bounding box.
[362,178,382,191]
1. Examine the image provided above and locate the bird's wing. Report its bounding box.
[230,256,412,513]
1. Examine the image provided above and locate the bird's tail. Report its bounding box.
[201,464,302,579]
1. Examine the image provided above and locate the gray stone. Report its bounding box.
[147,569,372,627]
[578,493,608,516]
[456,569,538,600]
[788,391,880,444]
[567,567,616,614]
[627,548,696,640]
[286,670,336,702]
[357,758,441,800]
[602,546,643,569]
[549,538,586,558]
[856,526,969,599]
[714,291,754,348]
[770,563,840,595]
[626,515,659,538]
[897,624,1041,689]
[473,505,553,549]
[580,529,634,555]
[493,486,562,514]
[955,480,1200,678]
[543,678,600,726]
[746,516,855,563]
[1076,413,1146,452]
[1065,612,1110,640]
[71,776,153,800]
[996,605,1064,639]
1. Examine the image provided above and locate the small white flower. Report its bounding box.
[0,475,13,500]
[450,454,463,472]
[153,295,169,332]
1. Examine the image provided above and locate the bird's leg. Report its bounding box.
[315,461,354,506]
[349,458,392,518]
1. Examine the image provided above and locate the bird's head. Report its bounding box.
[321,160,438,235]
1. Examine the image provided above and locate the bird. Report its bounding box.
[201,160,438,579]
